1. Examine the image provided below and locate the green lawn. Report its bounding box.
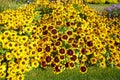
[24,67,120,80]
[0,0,26,12]
[0,66,120,80]
[87,4,112,11]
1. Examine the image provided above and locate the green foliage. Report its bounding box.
[0,0,24,12]
[24,67,120,80]
[35,6,53,19]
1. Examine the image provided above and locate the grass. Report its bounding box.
[24,67,120,80]
[0,0,27,12]
[87,4,113,11]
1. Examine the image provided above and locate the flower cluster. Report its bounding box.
[85,0,119,4]
[105,4,120,19]
[0,1,120,80]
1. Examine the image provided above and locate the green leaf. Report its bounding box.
[73,4,81,11]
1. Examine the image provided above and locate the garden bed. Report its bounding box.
[0,0,120,80]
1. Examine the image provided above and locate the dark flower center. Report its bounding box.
[87,41,93,47]
[54,57,59,63]
[70,55,77,61]
[59,48,65,54]
[51,29,57,34]
[81,48,87,55]
[67,49,73,56]
[80,66,86,72]
[45,46,51,52]
[67,31,72,35]
[37,48,42,52]
[46,56,52,63]
[62,35,68,40]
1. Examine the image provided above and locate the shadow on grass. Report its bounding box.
[25,67,120,80]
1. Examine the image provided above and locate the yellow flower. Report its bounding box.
[45,55,53,64]
[6,42,15,49]
[82,55,88,62]
[100,61,106,69]
[0,64,6,72]
[0,34,8,43]
[5,52,13,61]
[53,64,63,74]
[3,30,11,38]
[16,74,25,80]
[6,75,16,80]
[31,60,39,68]
[19,59,28,67]
[19,67,26,74]
[69,61,75,69]
[19,36,29,43]
[0,71,6,78]
[79,64,88,74]
[116,63,120,69]
[90,57,97,64]
[98,55,106,62]
[24,26,33,33]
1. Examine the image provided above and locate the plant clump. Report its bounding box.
[0,0,120,80]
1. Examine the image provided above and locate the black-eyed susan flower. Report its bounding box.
[41,61,47,68]
[6,42,15,49]
[68,37,74,43]
[59,55,65,61]
[0,64,6,73]
[20,36,28,43]
[71,43,78,49]
[52,46,58,52]
[24,26,33,33]
[82,55,88,62]
[31,60,39,68]
[51,28,58,35]
[44,45,51,53]
[53,64,62,74]
[48,25,54,31]
[69,61,75,69]
[62,34,68,41]
[79,64,88,74]
[30,50,37,57]
[58,47,66,55]
[36,47,42,53]
[16,74,24,80]
[42,30,49,35]
[0,72,6,78]
[51,34,58,40]
[0,35,8,43]
[53,56,60,64]
[90,57,98,64]
[5,52,13,61]
[86,40,93,47]
[19,67,26,74]
[70,54,78,61]
[66,49,74,56]
[6,75,16,80]
[3,30,11,38]
[66,30,73,36]
[100,61,106,69]
[116,63,120,69]
[19,59,28,67]
[55,41,62,47]
[98,55,106,62]
[56,20,63,26]
[80,48,87,55]
[45,55,52,64]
